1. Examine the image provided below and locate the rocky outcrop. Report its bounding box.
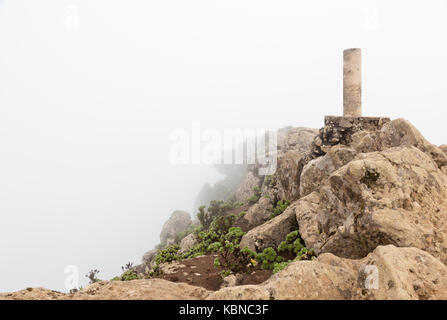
[0,279,210,300]
[349,118,447,169]
[234,172,261,202]
[275,128,319,201]
[160,211,192,245]
[6,118,447,301]
[0,288,66,300]
[299,145,356,197]
[142,249,157,265]
[179,233,198,253]
[240,200,298,252]
[241,196,274,229]
[208,245,447,300]
[296,146,447,263]
[352,245,447,300]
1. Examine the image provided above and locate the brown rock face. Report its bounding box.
[352,246,447,300]
[240,202,298,252]
[159,210,192,245]
[179,233,198,253]
[275,127,319,201]
[208,245,447,300]
[0,279,210,300]
[234,172,261,202]
[242,196,274,230]
[296,146,447,263]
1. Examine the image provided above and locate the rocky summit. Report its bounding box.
[3,118,447,300]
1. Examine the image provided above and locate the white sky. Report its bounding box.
[1,0,447,292]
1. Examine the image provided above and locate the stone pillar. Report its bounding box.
[343,48,361,117]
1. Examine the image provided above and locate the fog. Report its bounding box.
[1,0,447,292]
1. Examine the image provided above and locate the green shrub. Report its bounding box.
[255,247,284,270]
[269,200,290,219]
[248,187,261,204]
[120,270,140,281]
[247,194,259,204]
[220,270,232,279]
[278,230,315,260]
[272,261,290,273]
[154,244,182,265]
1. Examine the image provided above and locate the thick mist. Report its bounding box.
[1,0,447,292]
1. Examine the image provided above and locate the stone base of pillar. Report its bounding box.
[315,116,391,149]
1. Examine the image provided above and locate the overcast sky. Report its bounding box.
[1,0,447,292]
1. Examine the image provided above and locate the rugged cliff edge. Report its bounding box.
[3,118,447,300]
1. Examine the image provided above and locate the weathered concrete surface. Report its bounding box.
[343,48,362,117]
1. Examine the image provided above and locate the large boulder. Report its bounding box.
[142,249,157,265]
[240,202,298,252]
[299,145,356,197]
[207,245,447,300]
[296,146,447,264]
[352,245,447,300]
[276,127,319,156]
[351,118,447,169]
[208,252,357,300]
[234,171,262,202]
[241,196,274,230]
[160,211,192,245]
[275,128,319,201]
[179,233,198,253]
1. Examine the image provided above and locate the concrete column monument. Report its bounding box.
[343,48,362,117]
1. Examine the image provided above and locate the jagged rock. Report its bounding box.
[234,171,261,202]
[0,279,210,300]
[292,191,321,249]
[240,202,298,252]
[350,118,447,169]
[277,127,319,156]
[208,254,356,300]
[160,211,192,245]
[72,279,210,300]
[439,144,447,155]
[179,233,198,253]
[0,288,66,300]
[208,245,447,300]
[142,249,157,265]
[299,145,357,198]
[296,146,447,264]
[275,128,319,201]
[352,245,447,300]
[220,275,238,288]
[242,196,274,230]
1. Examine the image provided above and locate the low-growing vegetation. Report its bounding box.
[247,186,261,204]
[85,269,101,284]
[145,200,315,281]
[269,200,291,219]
